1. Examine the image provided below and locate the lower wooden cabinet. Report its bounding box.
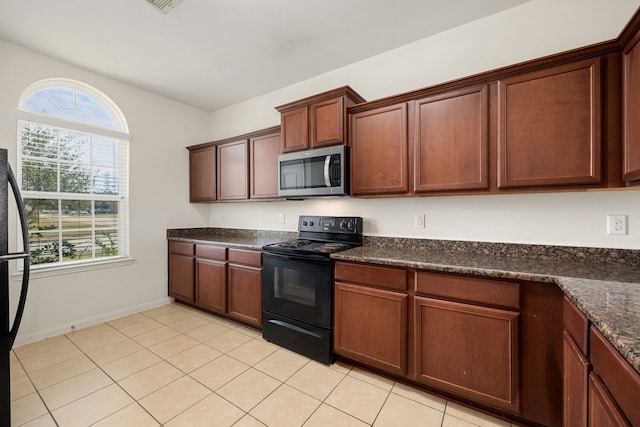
[227,248,262,328]
[413,297,519,412]
[563,297,640,427]
[588,373,630,427]
[334,261,567,426]
[169,242,262,328]
[334,282,408,375]
[563,330,590,427]
[195,246,227,314]
[228,263,262,328]
[168,241,195,302]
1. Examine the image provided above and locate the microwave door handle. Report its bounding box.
[324,155,331,187]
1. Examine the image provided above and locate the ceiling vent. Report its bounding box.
[146,0,183,14]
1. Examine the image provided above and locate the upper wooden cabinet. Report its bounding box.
[497,58,603,189]
[217,139,249,200]
[350,103,409,196]
[250,130,280,199]
[188,126,281,203]
[188,145,216,202]
[413,85,490,192]
[623,21,640,182]
[350,85,490,197]
[276,86,365,153]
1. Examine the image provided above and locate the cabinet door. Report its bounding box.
[623,33,640,182]
[564,331,589,427]
[414,85,489,192]
[189,146,216,202]
[310,96,344,148]
[169,253,194,302]
[196,258,227,314]
[350,103,409,196]
[281,106,309,153]
[588,373,631,427]
[413,297,519,412]
[217,139,249,200]
[227,264,262,328]
[334,282,408,376]
[497,58,602,188]
[250,132,280,199]
[589,326,640,426]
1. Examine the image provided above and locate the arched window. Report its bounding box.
[16,78,130,268]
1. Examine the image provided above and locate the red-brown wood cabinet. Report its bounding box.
[562,296,640,426]
[333,261,563,426]
[169,242,263,329]
[168,241,195,302]
[497,58,602,189]
[350,103,409,196]
[187,126,281,203]
[348,48,625,198]
[413,85,490,192]
[276,86,365,153]
[334,262,408,375]
[623,14,640,183]
[188,145,216,202]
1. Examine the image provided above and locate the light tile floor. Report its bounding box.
[10,302,521,426]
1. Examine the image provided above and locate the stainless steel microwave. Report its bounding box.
[278,145,348,197]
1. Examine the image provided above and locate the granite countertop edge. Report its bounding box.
[166,228,640,374]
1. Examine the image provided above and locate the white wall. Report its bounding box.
[208,0,640,250]
[0,39,211,345]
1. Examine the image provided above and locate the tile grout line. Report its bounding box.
[13,303,512,427]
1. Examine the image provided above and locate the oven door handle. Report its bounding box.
[262,251,331,264]
[267,319,323,338]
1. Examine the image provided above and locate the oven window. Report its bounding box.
[275,268,315,306]
[263,252,332,328]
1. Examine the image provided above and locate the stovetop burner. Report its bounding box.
[276,239,312,248]
[262,215,363,257]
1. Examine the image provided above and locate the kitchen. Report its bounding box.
[2,0,640,426]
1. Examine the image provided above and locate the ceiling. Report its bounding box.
[0,0,530,112]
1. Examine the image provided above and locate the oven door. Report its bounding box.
[262,251,332,329]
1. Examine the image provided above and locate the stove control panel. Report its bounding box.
[298,215,362,235]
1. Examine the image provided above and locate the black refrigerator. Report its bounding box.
[0,148,31,425]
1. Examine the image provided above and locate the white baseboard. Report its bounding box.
[12,297,172,348]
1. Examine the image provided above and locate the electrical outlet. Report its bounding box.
[221,213,226,222]
[414,214,425,229]
[278,213,285,224]
[607,215,627,235]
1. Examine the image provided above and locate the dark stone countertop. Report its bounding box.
[331,237,640,375]
[166,227,296,251]
[166,228,640,375]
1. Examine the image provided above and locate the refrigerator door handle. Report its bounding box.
[6,163,29,350]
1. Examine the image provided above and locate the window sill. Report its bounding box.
[11,256,135,280]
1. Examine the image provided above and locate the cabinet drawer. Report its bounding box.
[196,245,226,260]
[563,296,589,355]
[334,261,407,291]
[168,241,194,256]
[589,326,640,426]
[228,248,261,267]
[415,271,520,309]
